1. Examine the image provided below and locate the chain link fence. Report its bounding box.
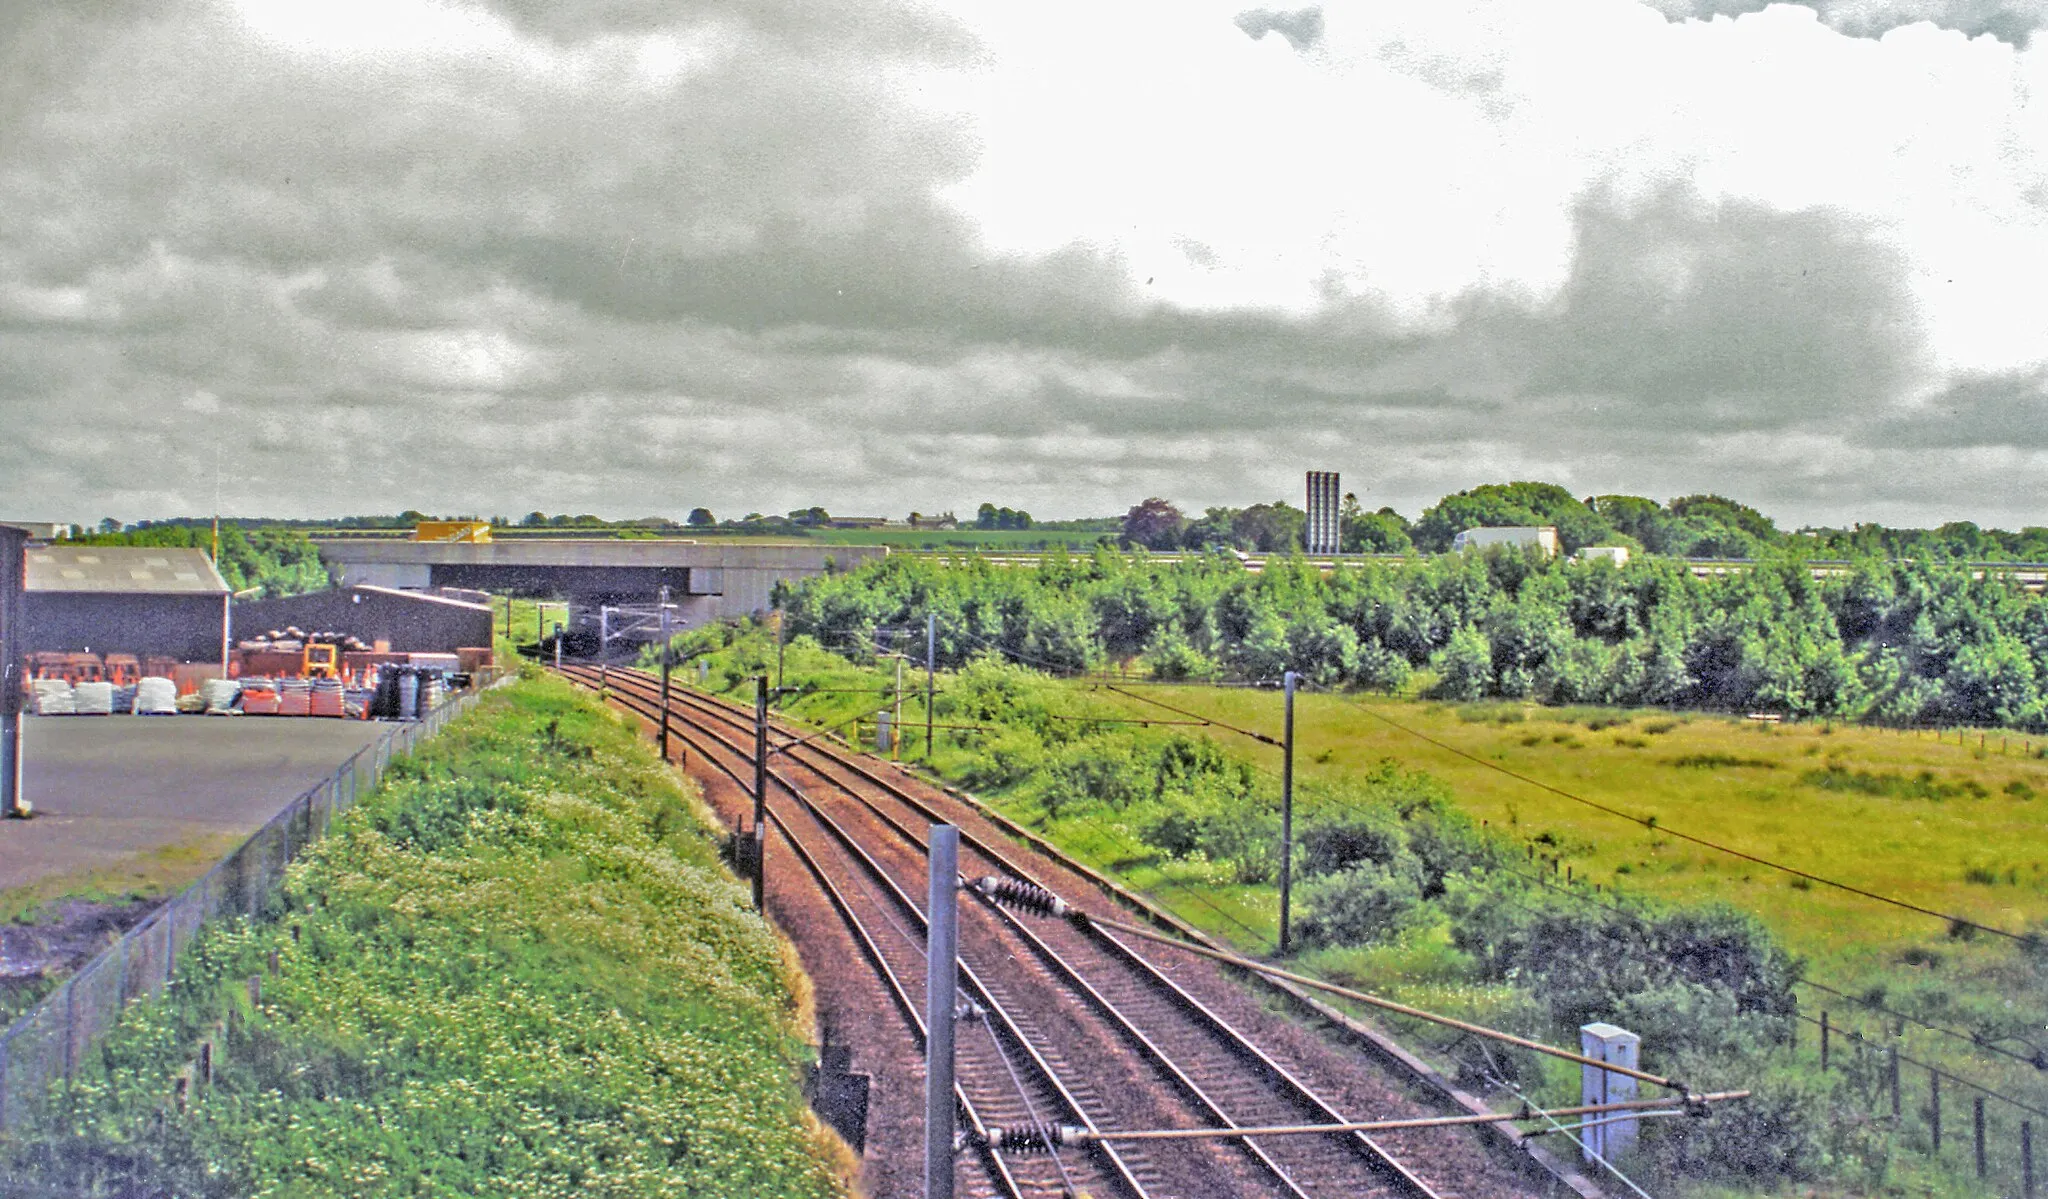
[0,677,501,1129]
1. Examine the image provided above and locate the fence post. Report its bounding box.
[2025,1120,2035,1198]
[1890,1047,1901,1117]
[1932,1070,1942,1154]
[1975,1095,1986,1178]
[1820,1010,1829,1072]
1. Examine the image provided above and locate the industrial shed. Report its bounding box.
[24,545,230,661]
[1450,526,1560,556]
[232,585,494,656]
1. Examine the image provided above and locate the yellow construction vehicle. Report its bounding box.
[304,642,339,679]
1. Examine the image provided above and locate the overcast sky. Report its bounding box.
[4,0,2047,529]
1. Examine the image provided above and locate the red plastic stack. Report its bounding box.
[309,678,344,718]
[240,679,281,716]
[278,678,311,717]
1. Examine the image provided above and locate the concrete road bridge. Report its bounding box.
[314,539,887,634]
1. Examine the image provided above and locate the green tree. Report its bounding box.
[1121,498,1187,550]
[1428,626,1495,700]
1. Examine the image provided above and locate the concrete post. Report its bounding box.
[1278,670,1297,954]
[0,526,25,820]
[657,587,672,762]
[1579,1022,1642,1165]
[877,710,893,754]
[752,676,768,912]
[925,825,960,1199]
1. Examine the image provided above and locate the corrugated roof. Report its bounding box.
[25,546,231,594]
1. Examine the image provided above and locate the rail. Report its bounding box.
[0,676,505,1129]
[562,663,1484,1197]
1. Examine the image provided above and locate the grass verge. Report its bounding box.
[2,672,849,1199]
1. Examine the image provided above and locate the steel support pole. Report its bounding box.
[894,656,904,761]
[925,612,936,759]
[924,825,960,1199]
[658,587,672,762]
[1279,670,1297,954]
[753,676,768,912]
[0,527,25,820]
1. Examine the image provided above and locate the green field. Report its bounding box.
[1090,687,2048,965]
[1085,684,2048,1191]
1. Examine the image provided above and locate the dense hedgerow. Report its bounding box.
[4,677,847,1199]
[776,546,2048,728]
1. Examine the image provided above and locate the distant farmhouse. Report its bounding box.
[1451,526,1560,556]
[1,521,68,542]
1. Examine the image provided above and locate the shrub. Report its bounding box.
[1298,864,1424,948]
[1427,627,1495,702]
[1299,809,1405,877]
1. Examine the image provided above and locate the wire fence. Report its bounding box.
[0,676,501,1130]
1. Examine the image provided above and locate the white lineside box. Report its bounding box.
[1579,1022,1642,1165]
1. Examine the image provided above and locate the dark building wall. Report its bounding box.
[24,592,225,660]
[233,588,493,654]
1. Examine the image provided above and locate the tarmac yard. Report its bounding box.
[0,715,390,895]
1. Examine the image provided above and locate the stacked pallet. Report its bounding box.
[309,678,345,718]
[201,679,240,715]
[135,677,178,716]
[32,680,75,715]
[239,679,281,716]
[278,678,311,717]
[73,682,115,716]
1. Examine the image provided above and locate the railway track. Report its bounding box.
[556,663,1549,1199]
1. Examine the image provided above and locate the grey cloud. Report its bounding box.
[5,0,2044,533]
[1639,0,2048,44]
[1235,7,1326,50]
[474,0,984,64]
[1856,368,2048,448]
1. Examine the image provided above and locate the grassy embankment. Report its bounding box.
[1085,686,2048,1197]
[4,672,849,1199]
[674,622,2046,1197]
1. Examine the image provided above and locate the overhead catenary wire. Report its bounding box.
[1477,857,2048,1129]
[780,622,2048,1087]
[1332,695,2030,942]
[978,879,1688,1094]
[1490,853,2048,1076]
[1096,684,1284,747]
[990,1091,1746,1147]
[1120,677,2033,945]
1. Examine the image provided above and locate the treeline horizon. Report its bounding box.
[58,480,2048,562]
